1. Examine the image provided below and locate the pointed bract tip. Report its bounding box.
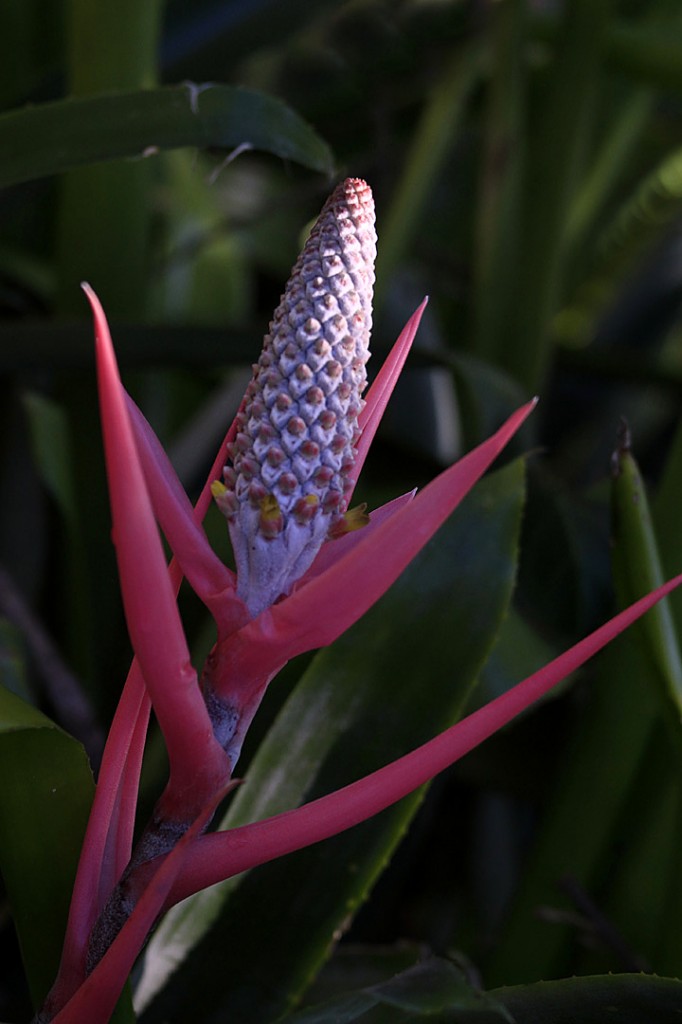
[81,283,111,350]
[80,281,97,305]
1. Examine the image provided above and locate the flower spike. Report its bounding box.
[216,178,377,617]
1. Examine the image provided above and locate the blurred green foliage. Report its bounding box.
[3,0,682,1020]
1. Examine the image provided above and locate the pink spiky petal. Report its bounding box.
[353,298,428,480]
[125,395,233,595]
[300,491,415,582]
[170,570,682,901]
[207,399,536,707]
[43,662,150,1014]
[125,394,249,637]
[84,284,228,818]
[50,787,229,1024]
[50,305,250,1007]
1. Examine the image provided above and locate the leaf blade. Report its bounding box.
[0,84,334,188]
[0,687,94,1009]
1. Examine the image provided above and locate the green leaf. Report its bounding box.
[0,84,334,189]
[653,416,682,637]
[54,0,163,319]
[0,686,94,1009]
[22,392,77,526]
[608,438,682,975]
[493,972,682,1024]
[0,322,255,372]
[375,44,483,305]
[488,434,682,984]
[0,618,30,702]
[137,459,526,1023]
[611,439,682,725]
[282,958,513,1023]
[152,150,253,325]
[476,606,557,708]
[599,732,681,976]
[303,943,425,1007]
[507,0,615,389]
[485,629,659,984]
[580,141,682,326]
[373,959,512,1018]
[449,351,528,454]
[564,89,653,257]
[472,0,525,365]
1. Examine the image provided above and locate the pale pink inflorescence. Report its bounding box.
[214,178,377,617]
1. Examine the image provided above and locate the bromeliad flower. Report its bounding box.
[38,179,682,1024]
[120,179,538,771]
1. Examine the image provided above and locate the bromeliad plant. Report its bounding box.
[28,179,682,1023]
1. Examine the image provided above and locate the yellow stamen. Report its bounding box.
[343,502,370,531]
[259,494,282,521]
[258,493,284,538]
[328,503,370,539]
[211,479,237,519]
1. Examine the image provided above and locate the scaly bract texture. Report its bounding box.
[215,178,376,616]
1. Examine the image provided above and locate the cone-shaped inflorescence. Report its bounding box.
[213,178,376,617]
